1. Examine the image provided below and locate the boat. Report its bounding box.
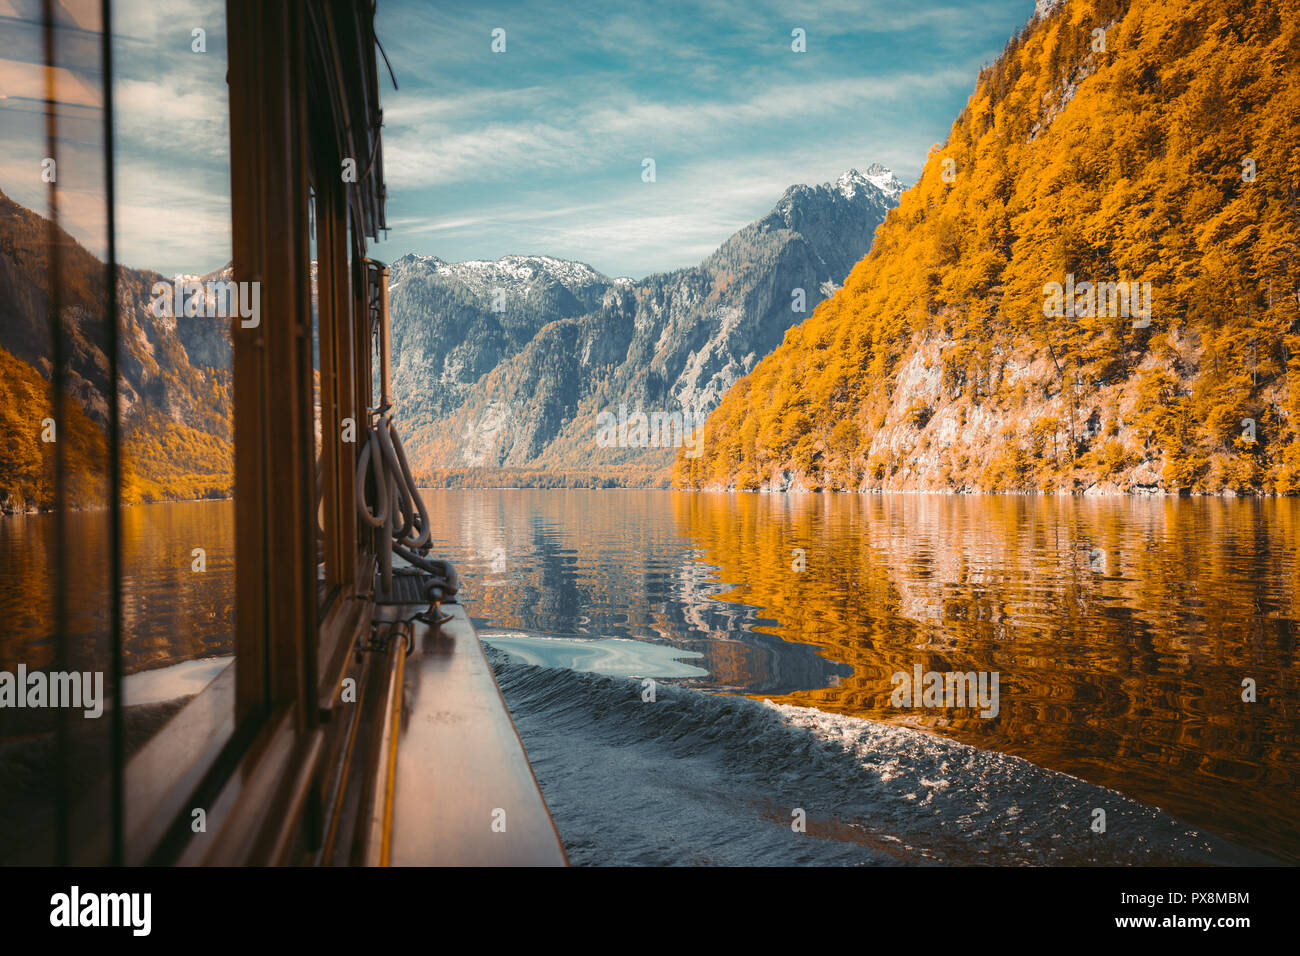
[7,0,566,867]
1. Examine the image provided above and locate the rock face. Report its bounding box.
[0,187,233,505]
[391,165,902,479]
[677,0,1300,498]
[0,190,232,426]
[386,255,611,426]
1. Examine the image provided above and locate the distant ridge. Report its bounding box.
[387,166,903,482]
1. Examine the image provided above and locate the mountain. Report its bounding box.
[677,0,1300,495]
[0,187,232,510]
[387,254,611,426]
[392,165,903,482]
[1,156,901,505]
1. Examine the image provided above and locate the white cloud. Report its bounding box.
[114,157,230,274]
[384,65,975,190]
[114,77,230,161]
[388,152,898,277]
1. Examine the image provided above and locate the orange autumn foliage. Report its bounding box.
[677,0,1300,495]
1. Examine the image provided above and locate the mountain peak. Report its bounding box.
[389,168,901,475]
[834,165,903,201]
[386,250,611,307]
[773,164,904,214]
[394,252,446,267]
[440,254,608,287]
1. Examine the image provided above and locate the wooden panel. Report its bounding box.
[147,0,388,867]
[228,0,315,726]
[330,178,358,587]
[226,0,272,728]
[382,605,568,866]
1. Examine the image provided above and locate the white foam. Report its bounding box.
[486,647,1277,866]
[482,633,706,678]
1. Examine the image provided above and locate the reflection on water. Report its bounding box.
[2,491,1296,862]
[420,489,1300,863]
[0,501,234,862]
[0,500,234,680]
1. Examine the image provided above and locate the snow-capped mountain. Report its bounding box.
[841,163,905,201]
[390,254,607,298]
[386,252,612,424]
[387,166,905,479]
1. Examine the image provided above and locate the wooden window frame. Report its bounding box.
[106,0,385,866]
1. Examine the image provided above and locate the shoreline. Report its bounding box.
[7,487,1299,513]
[689,485,1295,498]
[0,495,234,517]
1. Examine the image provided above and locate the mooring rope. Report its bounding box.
[355,415,453,599]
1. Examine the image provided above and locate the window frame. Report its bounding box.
[107,0,386,866]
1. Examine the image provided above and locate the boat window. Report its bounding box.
[0,0,236,865]
[304,51,351,620]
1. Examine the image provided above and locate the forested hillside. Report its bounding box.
[0,188,232,511]
[677,0,1300,494]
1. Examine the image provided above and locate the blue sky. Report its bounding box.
[376,0,1037,277]
[0,0,1036,278]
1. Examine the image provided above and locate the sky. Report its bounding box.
[0,0,1037,279]
[375,0,1037,277]
[0,0,231,278]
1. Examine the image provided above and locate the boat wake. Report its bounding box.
[480,632,706,678]
[486,644,1276,866]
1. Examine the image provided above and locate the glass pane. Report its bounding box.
[0,0,114,866]
[309,185,329,610]
[0,0,236,865]
[109,0,235,751]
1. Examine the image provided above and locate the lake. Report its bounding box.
[2,490,1296,864]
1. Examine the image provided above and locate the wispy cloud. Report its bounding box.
[375,0,1035,276]
[384,65,977,190]
[0,0,1035,278]
[0,0,230,274]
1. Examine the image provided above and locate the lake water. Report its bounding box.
[2,491,1297,864]
[0,500,234,680]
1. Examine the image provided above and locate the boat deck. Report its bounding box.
[371,602,567,866]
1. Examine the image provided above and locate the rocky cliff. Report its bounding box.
[0,187,232,509]
[677,0,1300,496]
[391,166,902,482]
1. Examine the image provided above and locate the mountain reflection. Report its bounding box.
[670,491,1300,862]
[2,490,1295,861]
[428,489,1300,862]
